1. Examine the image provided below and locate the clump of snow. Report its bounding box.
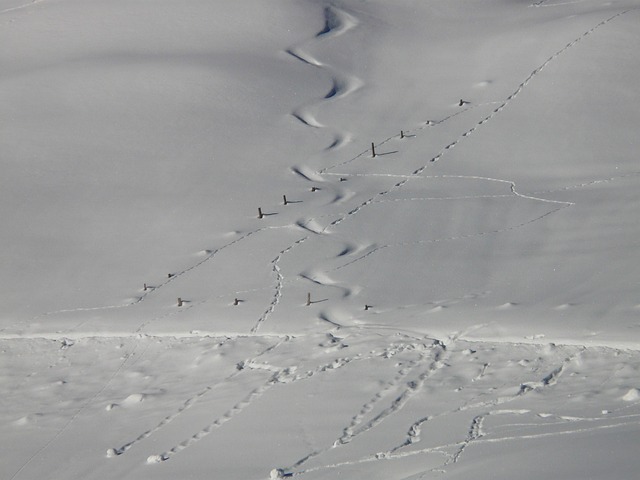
[270,468,285,479]
[13,413,43,426]
[622,388,640,402]
[146,454,165,464]
[105,448,119,458]
[121,393,145,406]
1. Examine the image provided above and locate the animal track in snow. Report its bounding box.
[250,236,308,334]
[146,350,364,463]
[36,228,266,322]
[314,8,630,242]
[286,341,448,472]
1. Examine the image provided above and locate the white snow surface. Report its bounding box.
[2,0,640,478]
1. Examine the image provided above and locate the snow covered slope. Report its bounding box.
[2,0,640,479]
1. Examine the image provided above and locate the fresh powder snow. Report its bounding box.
[2,0,640,479]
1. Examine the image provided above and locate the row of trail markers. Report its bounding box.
[257,194,298,219]
[164,133,418,309]
[170,291,373,309]
[139,118,461,315]
[257,133,413,220]
[370,131,407,157]
[174,297,239,307]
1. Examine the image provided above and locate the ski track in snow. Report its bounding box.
[288,5,362,151]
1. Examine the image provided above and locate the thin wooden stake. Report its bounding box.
[168,273,173,278]
[371,142,376,158]
[258,207,264,219]
[143,283,147,291]
[400,130,404,139]
[283,195,288,206]
[306,292,311,306]
[365,304,372,311]
[177,297,183,307]
[234,298,240,306]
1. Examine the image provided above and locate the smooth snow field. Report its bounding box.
[2,0,640,478]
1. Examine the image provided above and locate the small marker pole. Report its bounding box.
[143,283,147,291]
[234,298,240,306]
[306,292,311,306]
[400,130,404,139]
[168,273,173,278]
[371,142,376,158]
[365,305,371,311]
[283,195,288,206]
[258,207,264,219]
[177,297,183,307]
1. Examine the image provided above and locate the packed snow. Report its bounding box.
[2,0,640,479]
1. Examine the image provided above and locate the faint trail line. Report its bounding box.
[292,412,640,477]
[333,176,573,271]
[531,0,590,7]
[475,417,640,444]
[530,171,640,195]
[8,337,150,480]
[0,0,47,15]
[323,172,417,179]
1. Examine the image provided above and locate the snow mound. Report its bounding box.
[270,468,285,479]
[622,388,640,402]
[121,393,146,406]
